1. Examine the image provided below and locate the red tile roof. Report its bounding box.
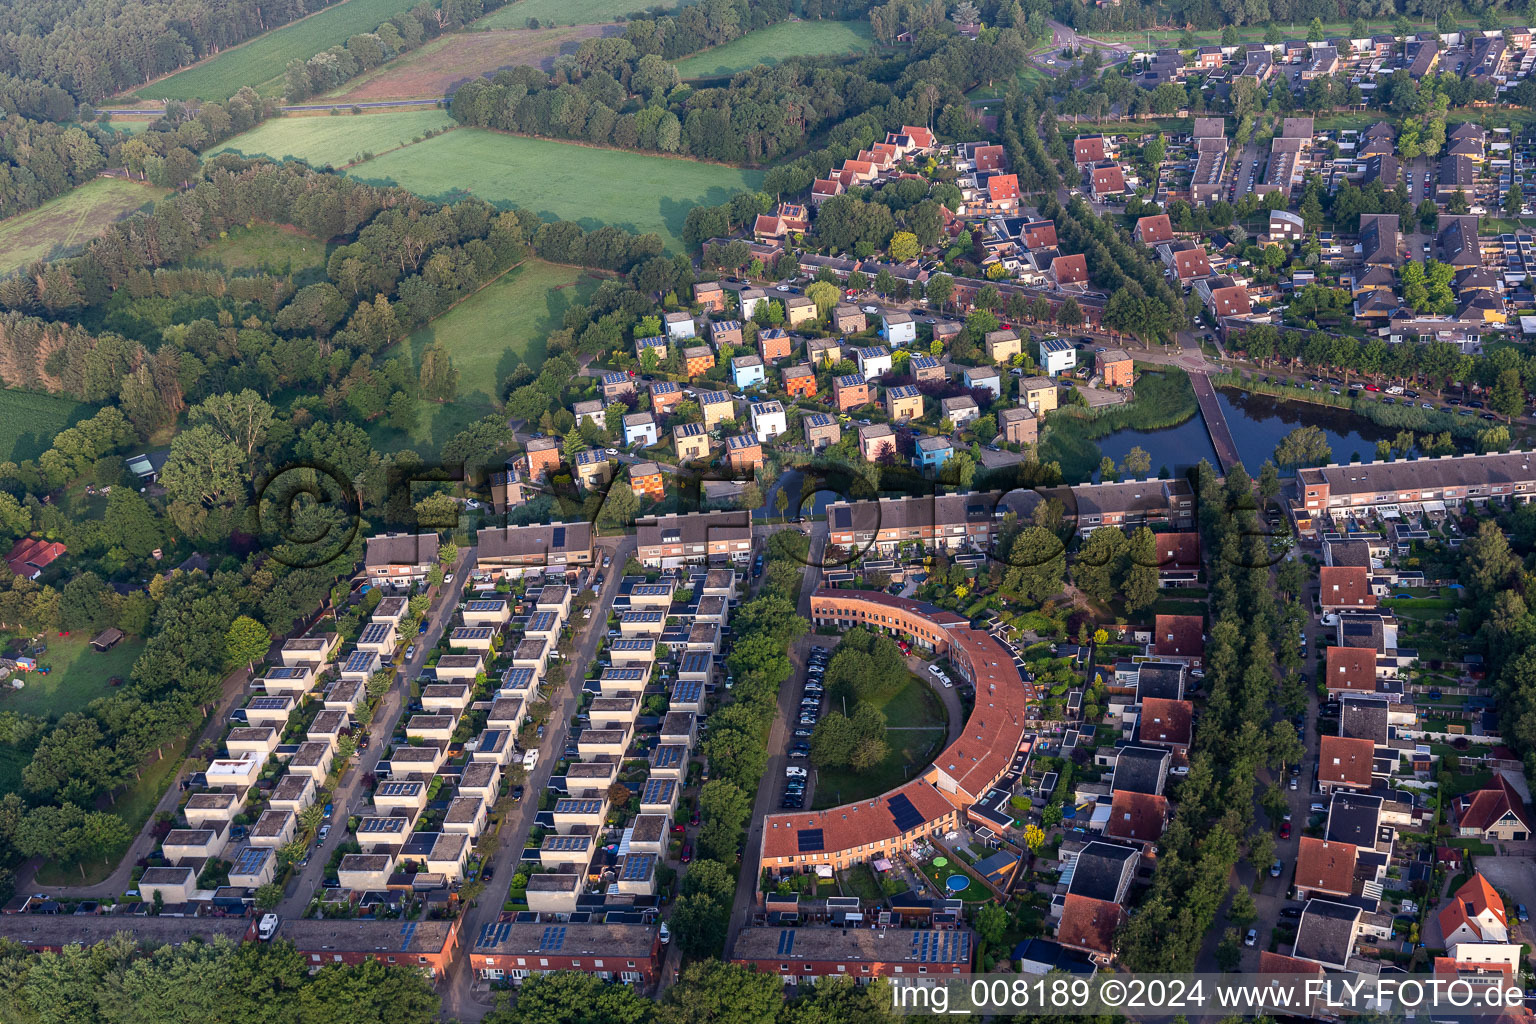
[1457,775,1534,836]
[1155,533,1201,571]
[1073,136,1107,164]
[988,174,1020,204]
[1320,566,1377,609]
[1319,735,1376,789]
[1210,285,1251,318]
[760,777,956,863]
[973,145,1005,171]
[1105,790,1167,843]
[1136,214,1174,245]
[1295,837,1357,896]
[1325,646,1377,694]
[1138,698,1193,750]
[1091,164,1127,195]
[1021,220,1058,250]
[5,538,65,578]
[1057,894,1122,955]
[901,126,936,149]
[1172,247,1213,280]
[1052,254,1088,286]
[1153,614,1203,659]
[1260,951,1326,975]
[1437,872,1506,943]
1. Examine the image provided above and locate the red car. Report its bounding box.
[689,812,700,827]
[670,822,685,834]
[1279,822,1291,839]
[1365,383,1380,392]
[681,843,693,863]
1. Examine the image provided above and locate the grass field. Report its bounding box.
[674,19,873,78]
[478,0,691,30]
[327,25,614,102]
[0,390,96,463]
[811,727,945,809]
[194,223,331,276]
[344,128,764,251]
[865,675,949,730]
[0,634,145,720]
[367,259,601,451]
[133,0,429,100]
[208,109,457,169]
[0,178,167,278]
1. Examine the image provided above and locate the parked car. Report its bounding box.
[1270,860,1283,877]
[1244,929,1257,947]
[1280,906,1304,919]
[681,844,692,863]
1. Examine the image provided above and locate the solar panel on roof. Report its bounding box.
[887,793,923,831]
[797,829,824,852]
[833,508,851,528]
[552,527,565,547]
[776,929,797,955]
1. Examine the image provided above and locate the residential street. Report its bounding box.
[276,547,476,916]
[438,535,634,1023]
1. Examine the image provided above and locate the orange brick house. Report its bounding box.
[783,364,817,398]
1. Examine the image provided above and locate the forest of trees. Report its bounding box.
[0,0,345,106]
[450,26,1030,164]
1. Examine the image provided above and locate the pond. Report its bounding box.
[1095,387,1405,478]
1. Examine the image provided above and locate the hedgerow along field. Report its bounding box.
[0,390,95,462]
[477,0,691,29]
[343,128,764,252]
[673,19,874,78]
[132,0,428,101]
[207,109,457,169]
[0,178,168,278]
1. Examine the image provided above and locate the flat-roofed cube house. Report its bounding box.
[700,391,735,431]
[885,385,924,422]
[487,696,525,736]
[250,808,297,849]
[536,585,571,620]
[434,652,485,682]
[725,433,764,471]
[356,816,411,854]
[881,311,916,347]
[649,380,682,417]
[941,395,979,429]
[803,412,840,452]
[601,371,636,401]
[629,813,669,855]
[599,666,646,696]
[281,634,338,669]
[785,295,816,328]
[539,833,592,870]
[573,399,605,428]
[617,852,657,895]
[659,711,697,747]
[619,609,664,637]
[553,796,608,834]
[1020,376,1058,415]
[449,626,495,652]
[288,740,334,783]
[225,726,280,759]
[569,449,610,492]
[629,462,665,502]
[858,423,896,462]
[750,401,787,439]
[909,353,945,383]
[1096,348,1134,387]
[324,676,365,714]
[525,871,582,914]
[999,406,1038,446]
[710,319,743,352]
[162,827,228,866]
[589,695,640,731]
[673,422,710,464]
[684,621,720,654]
[523,437,562,483]
[664,310,695,340]
[640,778,680,816]
[443,795,488,840]
[985,329,1021,365]
[462,598,510,627]
[375,779,429,816]
[206,753,262,791]
[834,305,866,334]
[782,363,817,398]
[339,649,379,682]
[509,637,547,677]
[339,853,394,890]
[184,790,240,828]
[565,761,619,799]
[808,337,842,367]
[388,743,443,779]
[472,728,514,766]
[227,844,275,889]
[499,666,538,701]
[683,345,715,377]
[138,866,197,906]
[242,694,296,728]
[854,345,892,379]
[694,281,725,313]
[759,327,794,361]
[458,761,501,803]
[522,610,559,642]
[609,637,656,668]
[650,743,688,780]
[260,664,315,697]
[270,772,318,813]
[305,710,346,753]
[834,374,873,412]
[1038,336,1077,376]
[578,725,631,759]
[407,714,457,744]
[731,354,766,390]
[623,412,658,449]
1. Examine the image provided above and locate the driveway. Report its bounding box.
[1470,856,1536,943]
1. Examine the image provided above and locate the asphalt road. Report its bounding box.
[439,535,634,1022]
[277,547,476,916]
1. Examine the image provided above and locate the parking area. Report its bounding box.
[1470,855,1536,935]
[780,640,836,812]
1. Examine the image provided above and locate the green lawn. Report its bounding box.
[366,259,601,452]
[207,109,457,170]
[866,674,949,730]
[0,390,96,463]
[133,0,431,100]
[812,728,945,809]
[344,128,763,251]
[0,178,167,277]
[674,19,873,78]
[194,223,330,277]
[0,633,146,719]
[478,0,693,30]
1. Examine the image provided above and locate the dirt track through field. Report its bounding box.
[326,24,620,102]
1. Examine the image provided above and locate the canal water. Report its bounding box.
[1096,388,1404,479]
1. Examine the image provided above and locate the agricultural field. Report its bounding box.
[0,390,96,463]
[344,129,764,251]
[208,109,456,169]
[674,19,873,78]
[194,223,330,278]
[0,178,167,278]
[0,634,146,720]
[326,24,618,102]
[132,0,427,101]
[478,0,690,30]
